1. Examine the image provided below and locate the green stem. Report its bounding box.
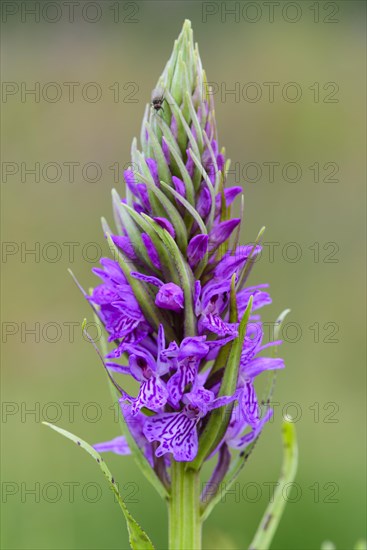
[168,461,202,550]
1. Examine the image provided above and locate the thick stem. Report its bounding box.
[168,461,202,550]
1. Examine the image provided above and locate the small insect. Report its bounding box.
[151,87,165,113]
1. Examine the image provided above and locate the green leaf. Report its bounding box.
[111,189,159,274]
[140,104,150,154]
[101,216,112,236]
[179,59,192,124]
[134,171,188,253]
[249,419,298,550]
[159,180,207,235]
[135,151,167,219]
[170,51,185,107]
[194,44,204,107]
[43,422,155,550]
[185,90,203,153]
[189,147,216,230]
[144,122,172,186]
[118,202,180,286]
[229,274,238,323]
[189,296,253,471]
[202,129,220,190]
[112,194,125,235]
[128,138,141,206]
[153,115,195,207]
[165,89,200,159]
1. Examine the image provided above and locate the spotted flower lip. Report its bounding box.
[143,386,237,461]
[88,20,285,470]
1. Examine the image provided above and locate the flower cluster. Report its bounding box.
[90,21,284,478]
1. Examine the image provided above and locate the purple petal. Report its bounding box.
[131,377,168,415]
[185,149,194,178]
[133,202,145,214]
[155,283,184,311]
[172,176,186,198]
[187,234,209,268]
[205,334,238,360]
[162,137,170,164]
[199,313,238,337]
[209,219,240,251]
[206,334,237,351]
[240,380,260,427]
[157,325,170,375]
[244,357,285,379]
[89,285,120,305]
[131,271,163,287]
[214,245,261,279]
[196,185,212,219]
[111,235,137,260]
[217,153,225,171]
[129,350,156,382]
[136,183,151,211]
[237,285,272,313]
[194,280,202,315]
[143,411,198,461]
[99,293,146,342]
[146,158,159,186]
[106,362,130,375]
[153,217,176,238]
[183,386,215,415]
[142,233,161,269]
[178,336,209,359]
[167,361,197,406]
[93,436,130,456]
[93,258,126,285]
[215,186,242,213]
[124,169,137,195]
[211,393,239,411]
[241,322,264,364]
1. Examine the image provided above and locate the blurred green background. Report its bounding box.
[1,1,366,549]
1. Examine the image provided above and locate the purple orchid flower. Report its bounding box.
[195,279,238,337]
[52,22,291,550]
[130,271,184,312]
[127,347,169,415]
[89,259,149,343]
[162,336,210,406]
[82,25,288,539]
[143,386,237,461]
